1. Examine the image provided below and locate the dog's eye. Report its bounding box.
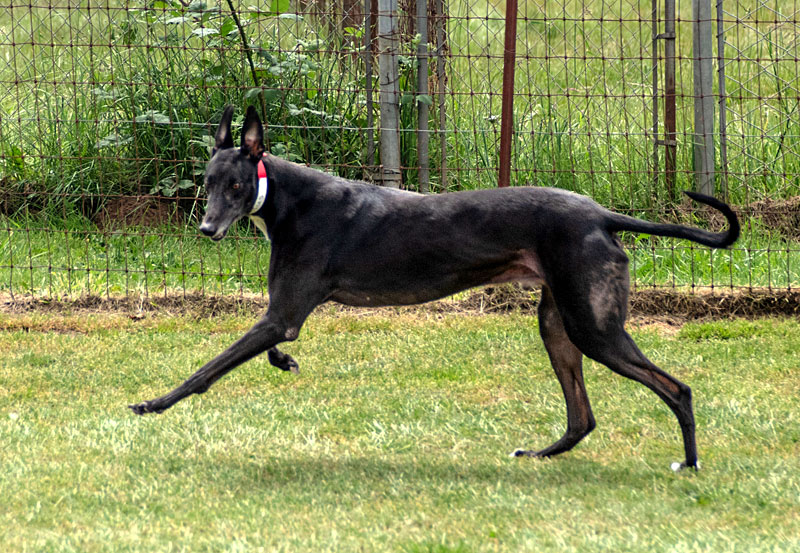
[232,183,240,190]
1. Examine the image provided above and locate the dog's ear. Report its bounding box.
[212,105,235,157]
[240,105,265,160]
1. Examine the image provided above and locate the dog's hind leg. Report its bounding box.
[579,329,698,470]
[268,347,300,374]
[554,276,698,469]
[512,285,596,458]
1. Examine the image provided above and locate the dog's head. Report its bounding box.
[199,106,266,241]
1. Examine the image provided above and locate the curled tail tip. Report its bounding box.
[682,190,740,248]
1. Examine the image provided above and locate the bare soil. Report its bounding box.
[92,196,183,231]
[2,285,798,326]
[675,194,800,239]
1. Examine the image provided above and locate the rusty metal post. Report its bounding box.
[652,0,678,202]
[653,0,677,202]
[663,0,677,201]
[498,0,518,188]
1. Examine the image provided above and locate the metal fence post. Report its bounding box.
[716,0,729,200]
[498,0,518,188]
[693,0,715,196]
[653,0,677,204]
[651,0,659,196]
[364,0,376,176]
[377,0,401,188]
[416,0,430,193]
[434,0,447,190]
[663,0,677,201]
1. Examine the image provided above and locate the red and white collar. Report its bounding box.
[251,154,268,214]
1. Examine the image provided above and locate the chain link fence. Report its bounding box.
[1,1,798,300]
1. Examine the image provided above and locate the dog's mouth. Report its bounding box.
[199,221,229,242]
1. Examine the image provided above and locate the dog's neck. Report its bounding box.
[248,155,269,238]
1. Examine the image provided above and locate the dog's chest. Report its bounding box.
[249,215,269,239]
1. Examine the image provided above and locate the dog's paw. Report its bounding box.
[268,349,300,374]
[128,401,161,415]
[510,449,533,458]
[671,460,701,472]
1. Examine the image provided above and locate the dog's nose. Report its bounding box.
[199,222,216,237]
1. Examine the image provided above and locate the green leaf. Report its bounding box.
[270,0,290,14]
[219,17,236,37]
[135,111,171,125]
[96,133,133,149]
[192,27,218,38]
[416,94,433,106]
[91,87,117,100]
[245,88,263,100]
[263,89,280,103]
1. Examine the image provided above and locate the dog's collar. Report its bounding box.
[251,154,268,214]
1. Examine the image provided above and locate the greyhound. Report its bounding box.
[129,105,739,471]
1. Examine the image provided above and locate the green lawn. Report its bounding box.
[1,309,798,552]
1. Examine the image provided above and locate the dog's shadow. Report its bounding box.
[185,451,662,493]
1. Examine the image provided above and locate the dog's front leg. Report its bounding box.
[129,315,301,415]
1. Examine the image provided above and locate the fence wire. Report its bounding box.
[0,1,798,300]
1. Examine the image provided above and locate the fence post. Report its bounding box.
[716,0,729,200]
[498,0,518,188]
[434,0,447,190]
[663,0,677,201]
[377,0,401,188]
[651,0,659,197]
[692,0,715,196]
[416,0,430,193]
[364,0,376,176]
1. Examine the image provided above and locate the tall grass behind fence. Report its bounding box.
[0,1,798,299]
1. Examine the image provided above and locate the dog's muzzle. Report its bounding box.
[198,221,225,241]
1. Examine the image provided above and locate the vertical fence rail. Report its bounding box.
[497,0,518,188]
[716,0,730,200]
[662,0,677,200]
[0,1,798,301]
[416,0,430,193]
[377,0,401,188]
[693,0,716,196]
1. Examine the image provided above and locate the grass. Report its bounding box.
[3,212,799,297]
[0,215,272,297]
[1,309,799,551]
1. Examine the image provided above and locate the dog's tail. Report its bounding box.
[605,191,740,249]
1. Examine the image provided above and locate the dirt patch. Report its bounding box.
[744,196,800,240]
[2,285,798,323]
[673,194,800,239]
[92,196,183,231]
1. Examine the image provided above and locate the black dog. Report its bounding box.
[130,106,739,470]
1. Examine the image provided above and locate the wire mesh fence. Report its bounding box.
[0,1,798,300]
